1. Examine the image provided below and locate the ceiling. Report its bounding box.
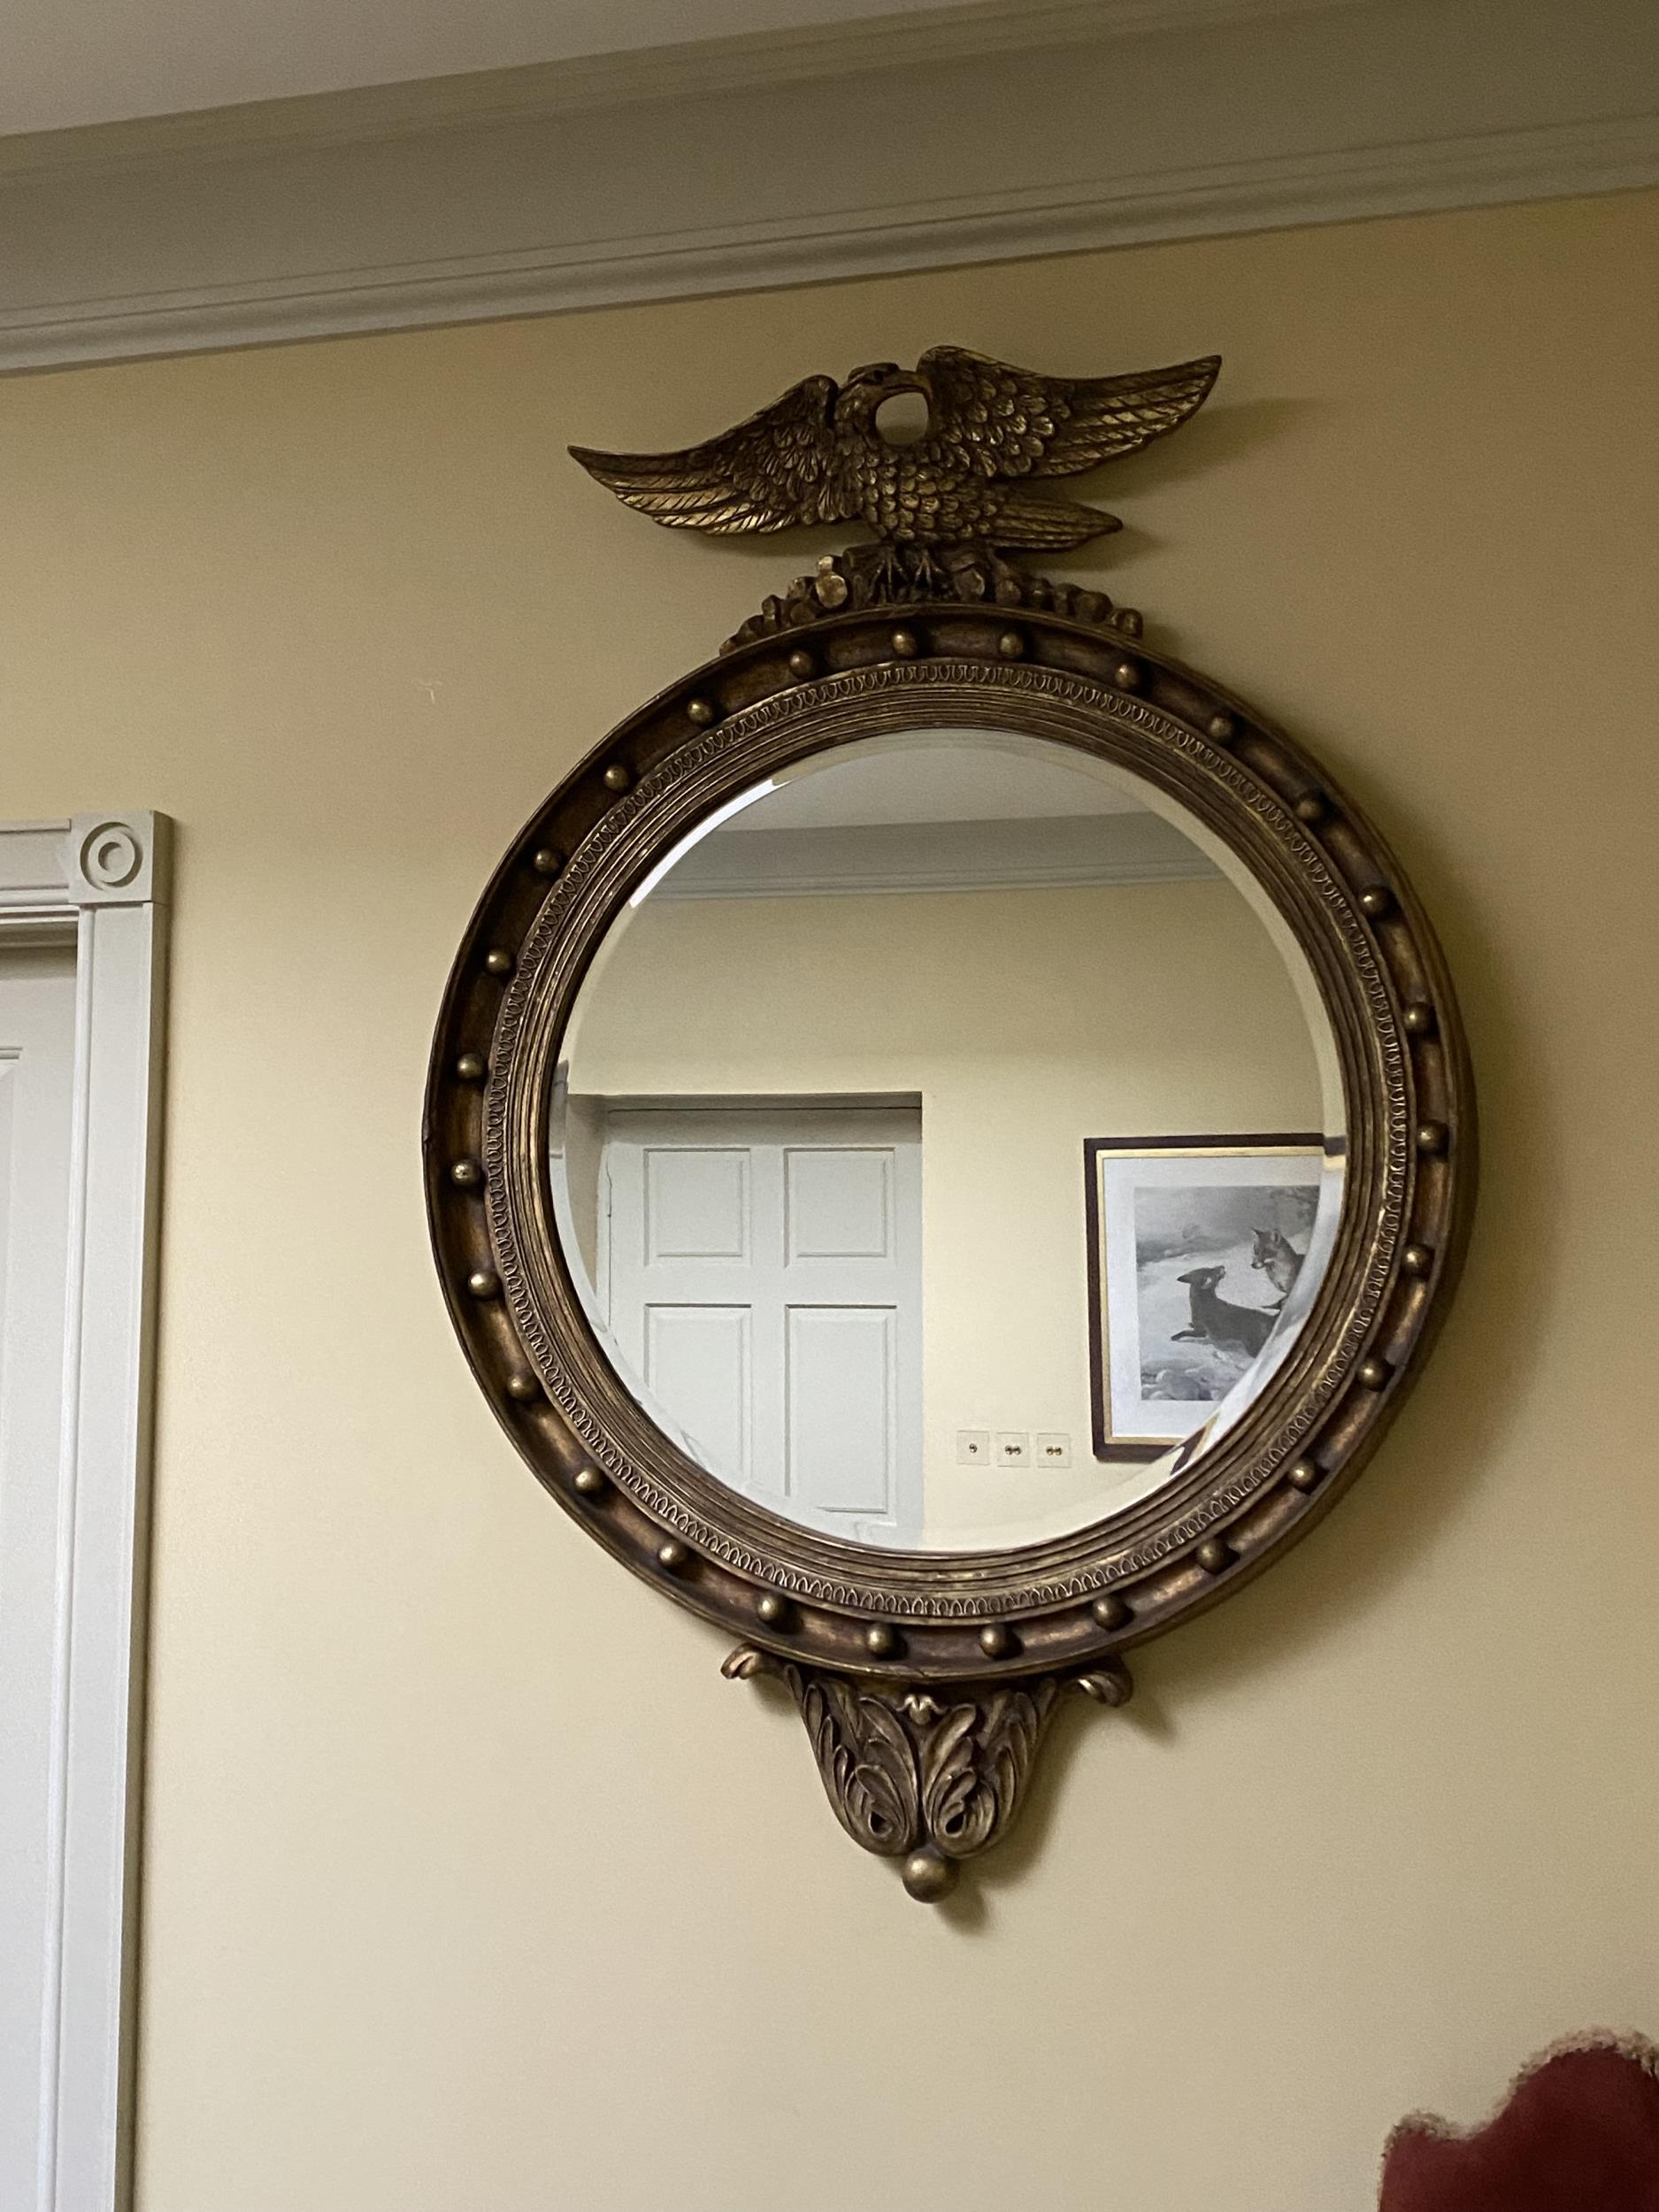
[733,741,1149,833]
[648,739,1216,900]
[0,0,987,135]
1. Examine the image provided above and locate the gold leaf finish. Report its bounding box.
[426,350,1477,1897]
[730,1649,1078,1898]
[571,348,1219,552]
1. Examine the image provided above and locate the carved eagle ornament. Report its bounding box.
[570,346,1220,552]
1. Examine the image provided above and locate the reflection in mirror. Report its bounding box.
[550,729,1345,1553]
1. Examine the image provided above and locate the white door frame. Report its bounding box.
[0,815,170,2212]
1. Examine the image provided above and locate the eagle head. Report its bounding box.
[833,361,926,434]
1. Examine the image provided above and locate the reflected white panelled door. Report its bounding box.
[0,943,76,2201]
[603,1107,921,1536]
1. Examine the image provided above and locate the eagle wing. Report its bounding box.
[918,347,1220,483]
[569,373,856,535]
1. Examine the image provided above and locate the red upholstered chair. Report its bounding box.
[1380,2034,1659,2211]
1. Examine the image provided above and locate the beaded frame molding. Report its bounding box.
[426,357,1475,1900]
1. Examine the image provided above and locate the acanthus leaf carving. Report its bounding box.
[719,541,1144,653]
[729,1650,1112,1898]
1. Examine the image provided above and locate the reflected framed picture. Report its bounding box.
[1085,1134,1333,1459]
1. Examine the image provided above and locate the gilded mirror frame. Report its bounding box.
[426,584,1474,1895]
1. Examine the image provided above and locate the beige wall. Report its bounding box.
[2,189,1656,2212]
[567,876,1319,1535]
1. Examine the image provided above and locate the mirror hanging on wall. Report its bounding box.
[428,342,1472,1901]
[550,726,1346,1553]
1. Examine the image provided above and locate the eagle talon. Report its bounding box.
[903,547,946,596]
[867,546,912,605]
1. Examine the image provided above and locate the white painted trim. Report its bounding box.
[0,813,170,2212]
[2,0,1655,375]
[653,813,1219,898]
[657,857,1219,896]
[15,112,1656,376]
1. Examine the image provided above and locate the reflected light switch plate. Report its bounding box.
[956,1430,990,1467]
[1035,1432,1071,1469]
[995,1432,1030,1467]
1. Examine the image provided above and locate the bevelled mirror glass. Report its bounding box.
[549,726,1345,1552]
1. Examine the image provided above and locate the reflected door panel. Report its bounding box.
[603,1106,923,1538]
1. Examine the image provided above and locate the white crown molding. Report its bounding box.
[658,857,1219,896]
[655,814,1219,897]
[2,0,1655,375]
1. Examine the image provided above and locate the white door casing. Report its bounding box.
[0,816,170,2212]
[602,1105,922,1540]
[0,942,78,2200]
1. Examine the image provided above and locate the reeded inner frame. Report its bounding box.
[426,603,1472,1683]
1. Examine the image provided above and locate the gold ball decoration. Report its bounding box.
[418,565,1478,1901]
[812,559,850,610]
[1077,1661,1133,1709]
[901,1848,959,1903]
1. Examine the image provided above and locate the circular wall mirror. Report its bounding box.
[549,724,1346,1555]
[426,588,1472,1893]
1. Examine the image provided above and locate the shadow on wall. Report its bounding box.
[562,369,1527,1946]
[931,788,1548,1933]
